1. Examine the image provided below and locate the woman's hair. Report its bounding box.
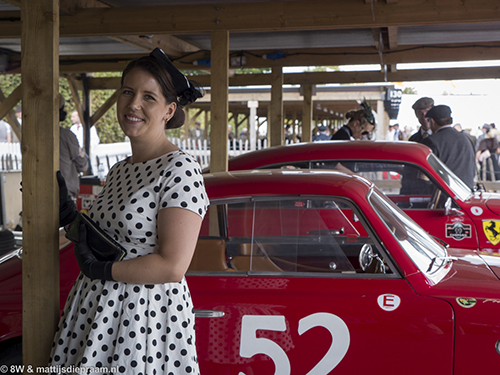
[345,109,370,125]
[121,56,186,129]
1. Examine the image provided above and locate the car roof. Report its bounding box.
[228,140,433,171]
[203,169,374,201]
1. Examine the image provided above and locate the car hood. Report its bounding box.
[411,248,500,299]
[482,192,500,215]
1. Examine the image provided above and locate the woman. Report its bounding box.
[331,100,376,140]
[50,48,208,374]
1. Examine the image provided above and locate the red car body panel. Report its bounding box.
[2,170,500,374]
[226,141,500,253]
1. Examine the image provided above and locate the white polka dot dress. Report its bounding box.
[49,150,209,375]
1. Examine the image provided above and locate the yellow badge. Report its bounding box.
[483,220,500,245]
[456,297,477,308]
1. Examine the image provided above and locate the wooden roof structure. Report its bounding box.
[6,0,500,368]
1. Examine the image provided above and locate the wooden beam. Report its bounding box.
[54,0,500,36]
[83,64,500,90]
[21,0,60,369]
[111,35,200,59]
[209,30,229,173]
[90,89,119,126]
[301,84,313,143]
[387,26,398,50]
[65,73,85,121]
[0,83,22,139]
[269,66,284,147]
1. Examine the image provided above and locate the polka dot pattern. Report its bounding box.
[49,150,208,374]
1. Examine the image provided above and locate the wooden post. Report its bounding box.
[301,84,313,143]
[209,30,229,173]
[208,30,229,236]
[269,67,284,147]
[21,0,60,370]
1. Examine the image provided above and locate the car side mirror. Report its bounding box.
[444,197,464,216]
[359,244,374,272]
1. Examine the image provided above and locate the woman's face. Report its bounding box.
[117,67,176,141]
[350,119,366,139]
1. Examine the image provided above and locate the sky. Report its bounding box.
[336,60,500,137]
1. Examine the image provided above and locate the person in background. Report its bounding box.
[15,106,21,125]
[239,127,249,144]
[228,125,235,141]
[393,123,404,141]
[70,110,100,149]
[477,123,491,151]
[313,124,330,141]
[476,127,500,181]
[331,100,376,140]
[50,48,208,374]
[490,123,500,140]
[188,120,205,143]
[422,105,476,189]
[59,97,89,198]
[454,123,477,149]
[0,119,11,143]
[386,124,395,140]
[409,97,434,143]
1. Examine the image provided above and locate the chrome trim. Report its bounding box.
[194,309,225,318]
[0,247,22,264]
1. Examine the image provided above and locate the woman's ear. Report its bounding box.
[164,102,177,123]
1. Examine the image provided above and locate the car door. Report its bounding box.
[187,196,454,375]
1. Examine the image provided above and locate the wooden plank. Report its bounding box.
[387,26,398,49]
[90,88,119,126]
[21,0,60,370]
[65,73,84,120]
[55,0,500,36]
[0,84,22,140]
[209,30,229,173]
[269,66,283,147]
[301,84,313,143]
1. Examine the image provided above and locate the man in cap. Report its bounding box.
[422,105,476,189]
[408,97,434,143]
[313,124,330,141]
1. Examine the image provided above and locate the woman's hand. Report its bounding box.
[74,222,115,281]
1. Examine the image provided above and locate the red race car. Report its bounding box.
[2,170,500,374]
[226,141,500,253]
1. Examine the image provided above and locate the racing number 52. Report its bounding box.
[239,313,350,375]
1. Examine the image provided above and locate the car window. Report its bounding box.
[262,160,450,210]
[188,196,396,277]
[369,189,451,284]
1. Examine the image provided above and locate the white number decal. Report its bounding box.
[298,313,350,375]
[239,313,350,375]
[239,315,291,375]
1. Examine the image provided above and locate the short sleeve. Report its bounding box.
[158,152,209,219]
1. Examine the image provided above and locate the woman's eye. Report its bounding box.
[122,89,133,95]
[145,94,155,101]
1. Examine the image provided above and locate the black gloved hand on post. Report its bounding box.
[74,221,115,281]
[57,171,78,228]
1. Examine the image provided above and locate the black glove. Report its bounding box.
[74,221,115,281]
[57,171,78,227]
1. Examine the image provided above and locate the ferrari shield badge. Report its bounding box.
[456,297,477,308]
[483,220,500,245]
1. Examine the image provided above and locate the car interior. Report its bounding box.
[188,197,394,276]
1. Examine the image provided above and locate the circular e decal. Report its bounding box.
[377,294,401,311]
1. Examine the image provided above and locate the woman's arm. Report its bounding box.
[111,207,202,284]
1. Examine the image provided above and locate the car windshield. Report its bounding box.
[427,153,473,201]
[369,188,451,283]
